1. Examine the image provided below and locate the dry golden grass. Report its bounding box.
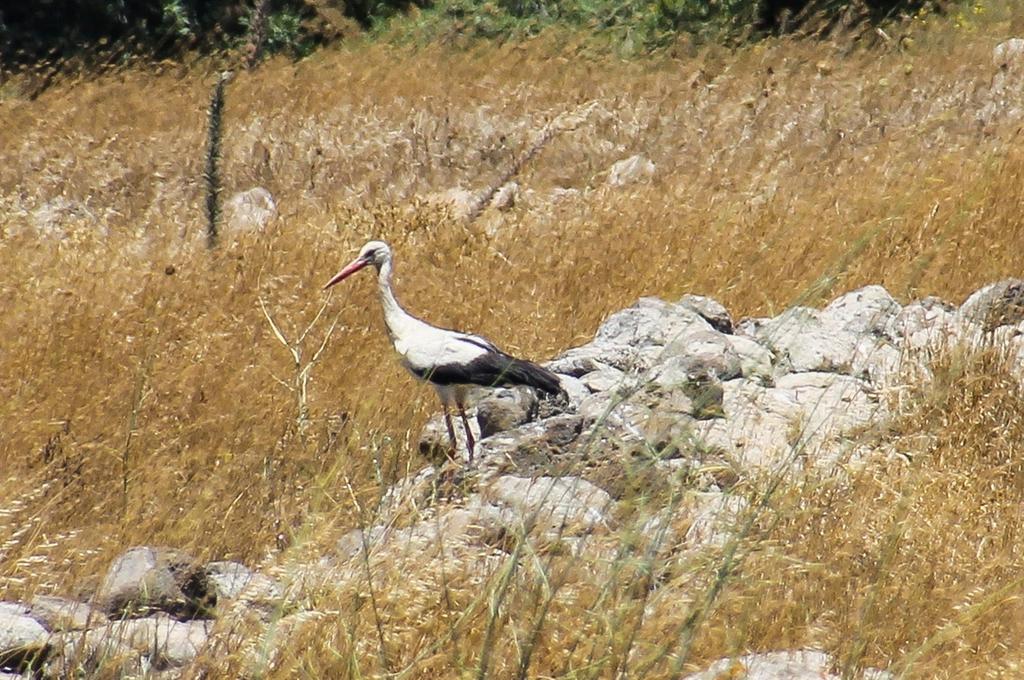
[4,4,1024,677]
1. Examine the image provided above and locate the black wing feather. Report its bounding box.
[411,350,563,395]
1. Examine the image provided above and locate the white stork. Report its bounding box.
[324,240,564,463]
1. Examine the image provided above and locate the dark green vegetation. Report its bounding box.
[1,0,945,68]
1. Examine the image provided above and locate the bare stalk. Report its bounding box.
[258,293,342,431]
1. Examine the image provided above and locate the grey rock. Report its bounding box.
[577,395,651,444]
[757,305,901,378]
[648,359,725,420]
[556,373,591,407]
[547,342,657,376]
[735,316,768,337]
[44,631,141,680]
[549,187,581,202]
[581,366,627,393]
[607,154,656,186]
[342,500,513,560]
[678,294,733,333]
[887,296,958,350]
[726,334,775,380]
[242,610,328,675]
[595,298,712,349]
[51,615,211,672]
[476,415,584,472]
[336,526,388,562]
[994,38,1024,68]
[959,278,1024,331]
[693,372,884,471]
[640,492,747,560]
[683,492,748,548]
[819,285,901,338]
[419,411,479,464]
[489,181,519,211]
[641,411,699,456]
[224,187,277,232]
[482,475,613,538]
[94,546,210,618]
[377,466,438,519]
[476,387,539,438]
[205,561,283,605]
[756,307,862,375]
[0,603,49,670]
[682,649,892,680]
[545,350,608,377]
[28,595,106,632]
[662,330,744,382]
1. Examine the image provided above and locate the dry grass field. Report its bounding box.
[4,3,1024,676]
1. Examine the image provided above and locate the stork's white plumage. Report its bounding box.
[325,240,564,463]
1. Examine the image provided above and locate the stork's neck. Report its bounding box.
[375,258,415,341]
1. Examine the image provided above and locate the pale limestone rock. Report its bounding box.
[0,603,48,669]
[489,181,519,211]
[94,546,208,617]
[678,294,733,333]
[476,387,539,438]
[958,278,1024,331]
[607,154,656,186]
[661,330,744,382]
[481,475,613,537]
[205,561,283,606]
[224,187,277,233]
[28,595,106,631]
[994,38,1024,69]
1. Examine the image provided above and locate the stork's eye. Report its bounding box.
[363,249,377,260]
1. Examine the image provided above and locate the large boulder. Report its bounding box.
[958,279,1024,331]
[28,596,106,632]
[94,546,212,618]
[0,603,49,672]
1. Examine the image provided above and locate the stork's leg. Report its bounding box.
[442,404,459,461]
[457,402,476,464]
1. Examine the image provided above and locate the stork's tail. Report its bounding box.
[504,358,565,397]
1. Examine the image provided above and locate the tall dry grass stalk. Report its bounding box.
[203,71,229,248]
[2,3,1024,676]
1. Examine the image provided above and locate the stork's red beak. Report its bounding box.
[324,257,369,290]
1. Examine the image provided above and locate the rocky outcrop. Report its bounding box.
[8,281,1024,679]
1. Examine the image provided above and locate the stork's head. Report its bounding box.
[324,240,391,289]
